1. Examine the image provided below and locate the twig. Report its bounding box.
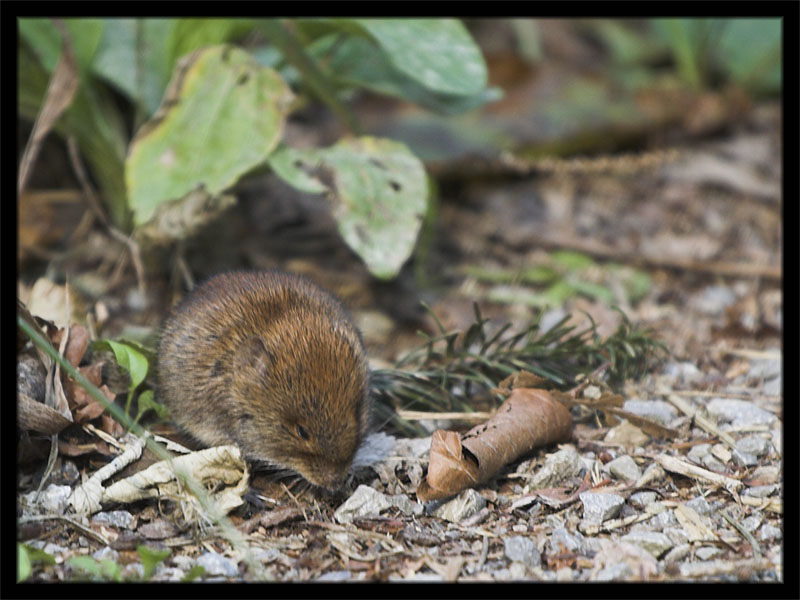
[475,534,489,572]
[677,558,775,579]
[653,454,742,491]
[280,483,308,523]
[666,390,762,399]
[306,521,404,553]
[396,410,493,422]
[716,347,781,360]
[665,394,738,450]
[740,496,782,514]
[19,514,112,547]
[719,509,762,560]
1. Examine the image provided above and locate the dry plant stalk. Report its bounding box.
[417,388,572,501]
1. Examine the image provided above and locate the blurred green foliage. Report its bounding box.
[19,18,495,279]
[464,250,653,309]
[598,18,781,95]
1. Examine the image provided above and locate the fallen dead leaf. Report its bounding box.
[418,388,572,501]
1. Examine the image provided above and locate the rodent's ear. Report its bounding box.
[233,335,273,378]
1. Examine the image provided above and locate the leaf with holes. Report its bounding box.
[269,137,428,279]
[126,44,293,227]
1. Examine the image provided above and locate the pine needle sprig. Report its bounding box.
[370,303,666,434]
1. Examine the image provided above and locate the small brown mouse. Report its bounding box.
[157,270,371,491]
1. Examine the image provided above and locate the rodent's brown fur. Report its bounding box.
[157,270,371,491]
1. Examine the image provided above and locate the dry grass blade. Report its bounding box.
[18,21,80,195]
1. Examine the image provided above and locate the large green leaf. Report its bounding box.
[91,19,175,117]
[18,18,105,75]
[300,18,494,114]
[320,35,501,115]
[126,45,293,226]
[269,137,428,279]
[353,19,487,96]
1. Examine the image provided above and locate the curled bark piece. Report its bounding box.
[417,388,572,501]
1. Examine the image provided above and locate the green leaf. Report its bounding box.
[181,565,207,582]
[622,269,652,302]
[126,44,294,226]
[17,544,32,583]
[567,279,616,304]
[320,34,499,115]
[67,556,102,579]
[716,19,781,95]
[521,265,559,284]
[543,280,577,305]
[137,545,171,580]
[66,555,122,581]
[135,389,169,421]
[19,19,63,72]
[269,137,428,279]
[487,286,554,308]
[92,19,175,117]
[166,18,253,66]
[93,340,149,391]
[354,19,487,96]
[653,18,717,89]
[91,19,257,118]
[99,559,123,582]
[19,37,132,230]
[552,250,595,271]
[267,146,329,194]
[593,19,665,66]
[19,18,105,75]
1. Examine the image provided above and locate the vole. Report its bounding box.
[157,270,371,492]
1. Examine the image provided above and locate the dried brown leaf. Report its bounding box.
[17,393,73,434]
[497,370,549,393]
[64,325,89,368]
[417,388,572,501]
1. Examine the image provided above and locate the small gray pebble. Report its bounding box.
[196,551,238,578]
[606,455,641,481]
[504,535,541,569]
[707,399,776,428]
[316,570,352,581]
[736,435,770,457]
[92,510,135,529]
[744,484,778,498]
[758,524,782,541]
[594,563,633,581]
[685,496,712,515]
[621,531,673,558]
[622,399,678,426]
[579,491,624,526]
[687,444,711,464]
[695,546,722,560]
[630,491,657,508]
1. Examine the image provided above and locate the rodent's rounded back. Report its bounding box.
[158,270,371,491]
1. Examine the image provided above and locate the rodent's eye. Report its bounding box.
[295,424,310,441]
